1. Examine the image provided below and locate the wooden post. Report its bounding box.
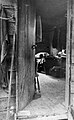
[15,5,19,116]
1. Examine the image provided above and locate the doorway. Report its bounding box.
[0,0,73,120]
[22,0,68,119]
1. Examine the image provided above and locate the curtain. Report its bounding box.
[0,6,15,86]
[36,15,42,43]
[49,30,54,54]
[52,28,58,48]
[0,8,8,63]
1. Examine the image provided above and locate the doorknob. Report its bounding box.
[31,45,37,49]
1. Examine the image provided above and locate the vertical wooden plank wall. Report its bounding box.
[18,0,36,110]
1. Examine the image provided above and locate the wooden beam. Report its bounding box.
[17,111,68,120]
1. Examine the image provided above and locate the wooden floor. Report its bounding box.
[23,73,67,117]
[0,87,15,120]
[0,73,68,120]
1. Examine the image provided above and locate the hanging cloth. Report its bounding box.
[52,28,58,48]
[0,7,8,63]
[36,15,42,43]
[6,9,15,35]
[49,30,55,54]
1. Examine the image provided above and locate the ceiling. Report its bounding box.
[35,0,67,28]
[0,0,67,28]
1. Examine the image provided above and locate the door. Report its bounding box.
[17,0,36,111]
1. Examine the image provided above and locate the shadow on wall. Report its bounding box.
[36,42,50,54]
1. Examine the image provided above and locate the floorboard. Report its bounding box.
[23,73,67,117]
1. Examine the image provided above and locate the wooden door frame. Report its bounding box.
[65,0,74,114]
[65,0,71,109]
